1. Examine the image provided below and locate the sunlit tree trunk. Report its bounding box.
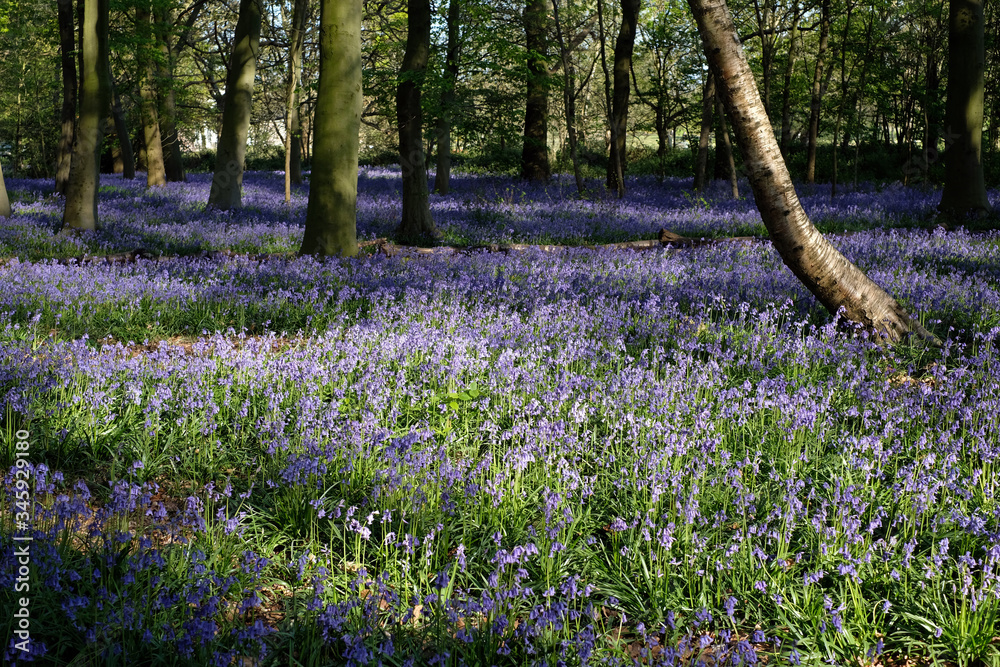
[300,0,360,257]
[552,0,584,193]
[108,64,135,179]
[805,0,830,183]
[56,0,76,195]
[284,0,306,203]
[208,0,262,210]
[62,0,110,232]
[434,0,460,194]
[138,2,166,187]
[0,161,11,218]
[156,5,185,183]
[521,0,551,181]
[939,0,991,217]
[693,73,714,191]
[686,0,938,345]
[607,0,640,194]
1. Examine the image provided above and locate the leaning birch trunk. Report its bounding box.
[208,0,262,210]
[396,0,438,241]
[284,0,306,203]
[686,0,939,345]
[299,0,360,257]
[62,0,110,232]
[0,161,11,218]
[56,0,77,195]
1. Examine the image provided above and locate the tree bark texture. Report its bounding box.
[284,0,306,202]
[805,0,830,183]
[686,0,938,345]
[434,0,461,195]
[396,0,438,240]
[939,0,991,216]
[208,0,262,210]
[607,0,640,194]
[521,0,551,182]
[62,0,110,232]
[300,0,360,257]
[108,64,135,179]
[56,0,77,195]
[694,72,715,191]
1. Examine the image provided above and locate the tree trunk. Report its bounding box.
[694,73,715,191]
[284,0,306,203]
[290,103,303,183]
[552,0,585,193]
[300,0,360,257]
[434,0,461,194]
[396,0,438,240]
[208,0,262,210]
[597,0,622,196]
[685,0,938,345]
[0,161,11,218]
[108,64,135,179]
[779,5,799,158]
[939,0,991,217]
[606,0,640,194]
[62,0,110,232]
[156,6,185,183]
[56,0,77,195]
[521,0,551,181]
[716,94,739,197]
[805,0,830,183]
[138,3,167,188]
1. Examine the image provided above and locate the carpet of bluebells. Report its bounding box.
[2,170,1000,666]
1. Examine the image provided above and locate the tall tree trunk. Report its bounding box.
[290,103,303,183]
[56,0,77,195]
[138,3,167,188]
[434,0,461,194]
[0,161,10,218]
[686,0,938,345]
[597,0,623,196]
[779,5,799,158]
[108,64,135,179]
[939,0,991,217]
[521,0,550,181]
[62,0,110,232]
[396,0,438,240]
[552,0,585,193]
[606,0,640,194]
[156,6,185,183]
[805,0,830,183]
[716,94,739,197]
[208,0,262,210]
[284,0,306,203]
[694,73,715,191]
[300,0,360,256]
